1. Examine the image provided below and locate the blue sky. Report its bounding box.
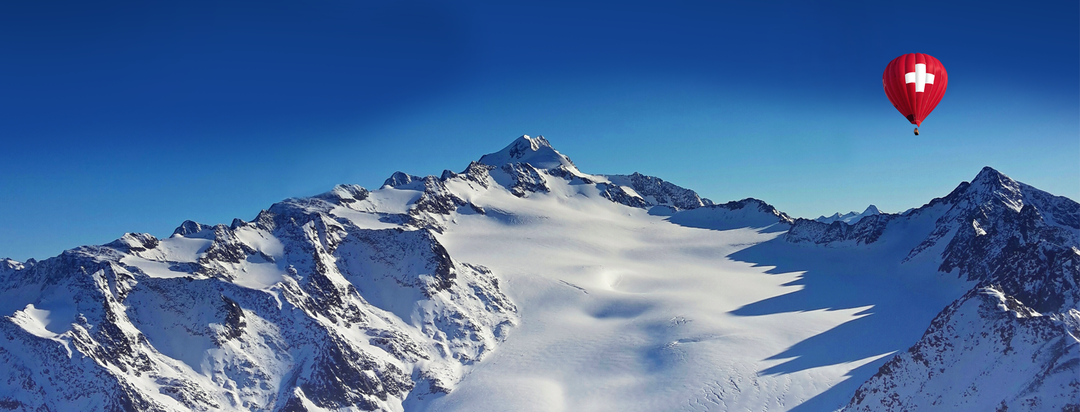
[1,1,1077,260]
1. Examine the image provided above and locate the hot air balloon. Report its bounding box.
[883,53,948,135]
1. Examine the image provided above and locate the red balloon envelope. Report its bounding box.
[883,53,948,128]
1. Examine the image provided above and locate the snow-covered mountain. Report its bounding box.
[0,186,517,411]
[838,167,1080,412]
[816,205,881,224]
[0,135,1076,411]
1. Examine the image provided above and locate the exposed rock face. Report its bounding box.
[786,214,894,245]
[599,183,649,209]
[606,172,714,211]
[459,162,495,189]
[499,163,550,198]
[411,176,467,216]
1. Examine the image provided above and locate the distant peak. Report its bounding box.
[815,205,879,224]
[478,134,573,169]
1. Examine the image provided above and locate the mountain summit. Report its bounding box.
[477,134,574,169]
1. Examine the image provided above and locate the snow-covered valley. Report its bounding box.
[425,172,970,412]
[1,135,1076,411]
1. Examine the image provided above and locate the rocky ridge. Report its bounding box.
[0,178,517,411]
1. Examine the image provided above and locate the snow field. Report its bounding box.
[414,175,972,411]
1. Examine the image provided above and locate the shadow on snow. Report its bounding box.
[725,235,962,412]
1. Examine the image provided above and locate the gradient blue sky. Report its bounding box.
[2,1,1077,260]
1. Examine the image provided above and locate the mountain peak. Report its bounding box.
[516,134,552,150]
[972,166,1011,186]
[863,205,881,215]
[383,171,424,188]
[968,166,1023,196]
[962,166,1025,210]
[975,165,1002,177]
[172,220,212,237]
[478,134,573,169]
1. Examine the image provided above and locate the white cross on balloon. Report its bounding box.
[905,63,936,92]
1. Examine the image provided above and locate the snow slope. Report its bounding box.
[0,135,1075,411]
[422,187,971,412]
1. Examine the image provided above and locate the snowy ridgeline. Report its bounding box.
[0,135,1077,411]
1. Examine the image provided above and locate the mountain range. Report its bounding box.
[1,135,1076,411]
[815,205,881,225]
